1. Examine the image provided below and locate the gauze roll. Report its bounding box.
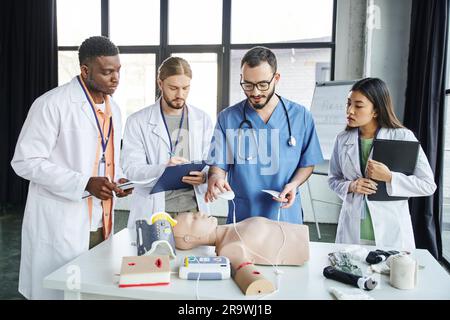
[389,254,417,290]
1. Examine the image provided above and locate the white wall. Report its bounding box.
[364,0,412,122]
[334,0,412,121]
[334,0,367,81]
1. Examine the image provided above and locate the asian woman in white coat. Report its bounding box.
[121,57,213,229]
[328,78,436,251]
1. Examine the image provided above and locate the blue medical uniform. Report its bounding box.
[207,97,324,224]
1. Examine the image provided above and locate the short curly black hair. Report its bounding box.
[78,36,119,65]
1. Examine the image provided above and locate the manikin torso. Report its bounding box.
[173,213,310,295]
[173,213,310,270]
[215,217,310,268]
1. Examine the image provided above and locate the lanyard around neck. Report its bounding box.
[160,104,186,157]
[77,76,113,158]
[358,127,380,177]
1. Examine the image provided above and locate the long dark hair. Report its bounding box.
[345,77,403,131]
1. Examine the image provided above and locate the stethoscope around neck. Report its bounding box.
[237,93,296,161]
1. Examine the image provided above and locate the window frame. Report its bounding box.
[443,88,450,268]
[443,77,450,266]
[57,0,337,115]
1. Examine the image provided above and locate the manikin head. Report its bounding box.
[173,212,218,250]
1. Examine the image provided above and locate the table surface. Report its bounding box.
[44,228,450,300]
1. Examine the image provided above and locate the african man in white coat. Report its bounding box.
[11,36,132,299]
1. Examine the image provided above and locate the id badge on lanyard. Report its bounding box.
[77,76,113,178]
[98,153,106,177]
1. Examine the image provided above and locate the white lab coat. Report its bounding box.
[121,99,213,229]
[11,77,124,299]
[328,127,436,251]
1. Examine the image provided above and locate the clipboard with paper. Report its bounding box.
[149,161,207,194]
[367,139,420,201]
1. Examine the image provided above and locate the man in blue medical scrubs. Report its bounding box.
[205,46,324,224]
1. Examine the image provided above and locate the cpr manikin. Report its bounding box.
[173,212,310,295]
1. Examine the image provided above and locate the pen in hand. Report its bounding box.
[107,175,116,198]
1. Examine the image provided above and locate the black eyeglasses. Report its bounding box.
[240,73,276,92]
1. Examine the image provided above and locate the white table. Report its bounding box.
[44,228,450,300]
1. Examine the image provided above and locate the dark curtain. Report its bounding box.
[404,0,449,259]
[0,0,58,206]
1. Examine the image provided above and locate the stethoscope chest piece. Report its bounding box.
[288,136,296,147]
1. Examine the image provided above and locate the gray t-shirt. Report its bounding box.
[163,113,198,213]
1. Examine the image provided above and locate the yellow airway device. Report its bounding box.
[150,212,178,227]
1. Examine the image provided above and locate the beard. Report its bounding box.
[163,93,185,110]
[85,78,102,94]
[249,86,276,110]
[85,74,116,96]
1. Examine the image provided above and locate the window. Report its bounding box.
[172,53,218,125]
[443,96,450,263]
[441,5,450,266]
[230,48,332,108]
[231,0,333,44]
[57,0,336,127]
[57,0,101,46]
[112,54,156,123]
[443,80,450,264]
[58,51,79,85]
[169,0,222,45]
[228,0,334,109]
[110,0,160,45]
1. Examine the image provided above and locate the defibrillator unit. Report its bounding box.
[179,256,231,280]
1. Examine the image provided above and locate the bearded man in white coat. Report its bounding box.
[11,36,132,299]
[121,56,213,228]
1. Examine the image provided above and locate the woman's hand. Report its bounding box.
[349,178,378,195]
[366,159,392,182]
